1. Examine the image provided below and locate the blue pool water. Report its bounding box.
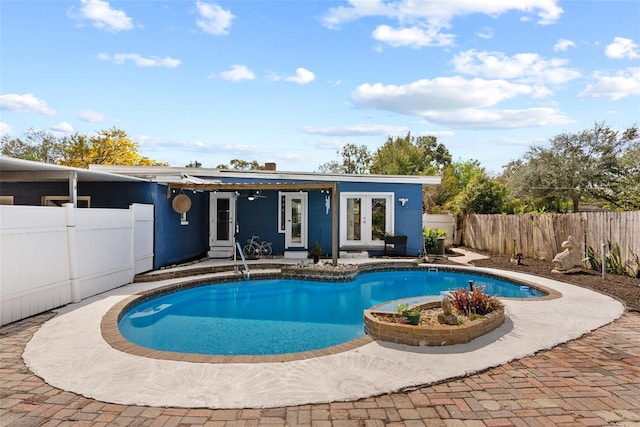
[118,270,544,355]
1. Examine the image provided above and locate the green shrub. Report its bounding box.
[423,227,446,254]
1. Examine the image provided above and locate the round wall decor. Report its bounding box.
[172,194,192,213]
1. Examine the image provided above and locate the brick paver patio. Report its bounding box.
[2,311,639,426]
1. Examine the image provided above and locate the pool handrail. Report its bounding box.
[236,241,250,279]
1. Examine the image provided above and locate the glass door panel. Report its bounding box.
[340,193,393,246]
[290,198,302,244]
[346,197,362,241]
[216,198,230,241]
[370,198,386,241]
[284,193,308,248]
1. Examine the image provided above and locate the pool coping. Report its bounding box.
[23,264,624,409]
[101,264,561,364]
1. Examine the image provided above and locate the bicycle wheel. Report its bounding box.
[243,244,255,257]
[261,244,272,256]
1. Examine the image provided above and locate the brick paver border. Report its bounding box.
[2,311,639,426]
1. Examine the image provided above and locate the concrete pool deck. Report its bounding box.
[23,263,624,409]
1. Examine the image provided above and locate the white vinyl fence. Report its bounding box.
[0,203,154,326]
[423,214,456,246]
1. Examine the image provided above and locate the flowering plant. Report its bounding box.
[449,287,503,316]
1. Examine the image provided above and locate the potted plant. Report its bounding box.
[423,227,447,255]
[309,242,322,264]
[396,303,421,325]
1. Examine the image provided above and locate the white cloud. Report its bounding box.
[349,76,574,129]
[416,130,455,139]
[0,93,56,116]
[98,53,181,68]
[219,143,271,154]
[422,107,573,129]
[554,39,575,52]
[476,27,494,40]
[579,67,640,100]
[195,1,234,35]
[372,25,454,48]
[352,76,535,114]
[300,123,408,136]
[452,49,580,85]
[308,139,345,150]
[78,110,107,122]
[0,122,13,137]
[605,37,640,59]
[50,122,75,135]
[284,68,316,84]
[70,0,133,32]
[320,0,563,41]
[137,135,208,152]
[219,65,256,81]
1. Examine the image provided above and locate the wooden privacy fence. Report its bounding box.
[459,211,640,267]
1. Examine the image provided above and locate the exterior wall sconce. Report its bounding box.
[398,198,409,207]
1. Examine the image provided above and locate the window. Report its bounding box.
[340,192,393,246]
[42,196,91,208]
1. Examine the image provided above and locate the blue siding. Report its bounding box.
[337,182,424,256]
[236,190,282,253]
[0,181,153,207]
[155,186,209,269]
[308,191,333,255]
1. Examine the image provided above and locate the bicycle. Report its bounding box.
[243,235,272,257]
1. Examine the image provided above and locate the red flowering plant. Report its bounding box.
[449,287,504,317]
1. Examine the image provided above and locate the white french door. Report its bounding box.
[281,192,308,248]
[208,192,236,258]
[340,193,393,246]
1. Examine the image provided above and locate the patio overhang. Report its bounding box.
[167,181,339,266]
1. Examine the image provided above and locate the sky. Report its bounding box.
[1,0,639,174]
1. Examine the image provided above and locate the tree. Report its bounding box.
[450,174,508,214]
[317,143,372,174]
[186,160,202,168]
[61,128,167,168]
[506,122,637,212]
[60,132,92,168]
[591,127,640,210]
[370,133,451,175]
[2,127,166,167]
[1,129,65,164]
[423,160,485,213]
[228,159,264,170]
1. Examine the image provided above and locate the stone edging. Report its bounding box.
[364,301,505,346]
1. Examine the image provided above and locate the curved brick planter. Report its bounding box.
[364,301,505,346]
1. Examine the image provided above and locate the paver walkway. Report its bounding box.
[2,311,639,426]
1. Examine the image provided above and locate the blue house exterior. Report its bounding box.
[92,165,439,268]
[0,158,440,271]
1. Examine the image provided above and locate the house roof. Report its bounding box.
[88,165,442,186]
[0,156,149,183]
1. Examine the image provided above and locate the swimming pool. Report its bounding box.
[118,269,544,356]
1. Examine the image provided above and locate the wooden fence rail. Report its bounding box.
[459,211,640,269]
